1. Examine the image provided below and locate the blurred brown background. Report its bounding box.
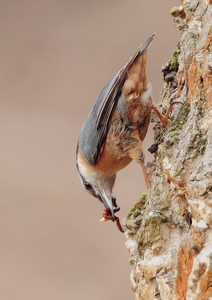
[0,1,179,299]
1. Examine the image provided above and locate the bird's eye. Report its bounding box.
[83,181,98,198]
[84,181,92,190]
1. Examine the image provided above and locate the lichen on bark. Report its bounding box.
[124,1,212,299]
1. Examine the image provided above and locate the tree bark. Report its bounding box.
[124,1,212,299]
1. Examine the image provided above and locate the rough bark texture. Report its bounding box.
[124,1,212,299]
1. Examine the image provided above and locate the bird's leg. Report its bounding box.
[141,160,150,189]
[151,102,182,126]
[128,146,150,189]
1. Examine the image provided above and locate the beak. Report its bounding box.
[99,191,115,220]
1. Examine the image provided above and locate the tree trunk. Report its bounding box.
[124,1,212,299]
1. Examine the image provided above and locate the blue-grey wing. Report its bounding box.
[77,33,155,165]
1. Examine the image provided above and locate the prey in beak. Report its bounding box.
[99,196,124,233]
[98,192,116,220]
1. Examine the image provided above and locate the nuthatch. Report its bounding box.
[76,33,177,228]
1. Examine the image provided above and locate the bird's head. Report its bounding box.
[76,155,117,219]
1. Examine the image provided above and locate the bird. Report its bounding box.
[76,33,177,225]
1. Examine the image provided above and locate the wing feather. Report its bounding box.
[77,33,155,165]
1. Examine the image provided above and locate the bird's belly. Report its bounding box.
[95,98,152,175]
[96,142,132,175]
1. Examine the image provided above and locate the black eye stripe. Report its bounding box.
[83,181,99,198]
